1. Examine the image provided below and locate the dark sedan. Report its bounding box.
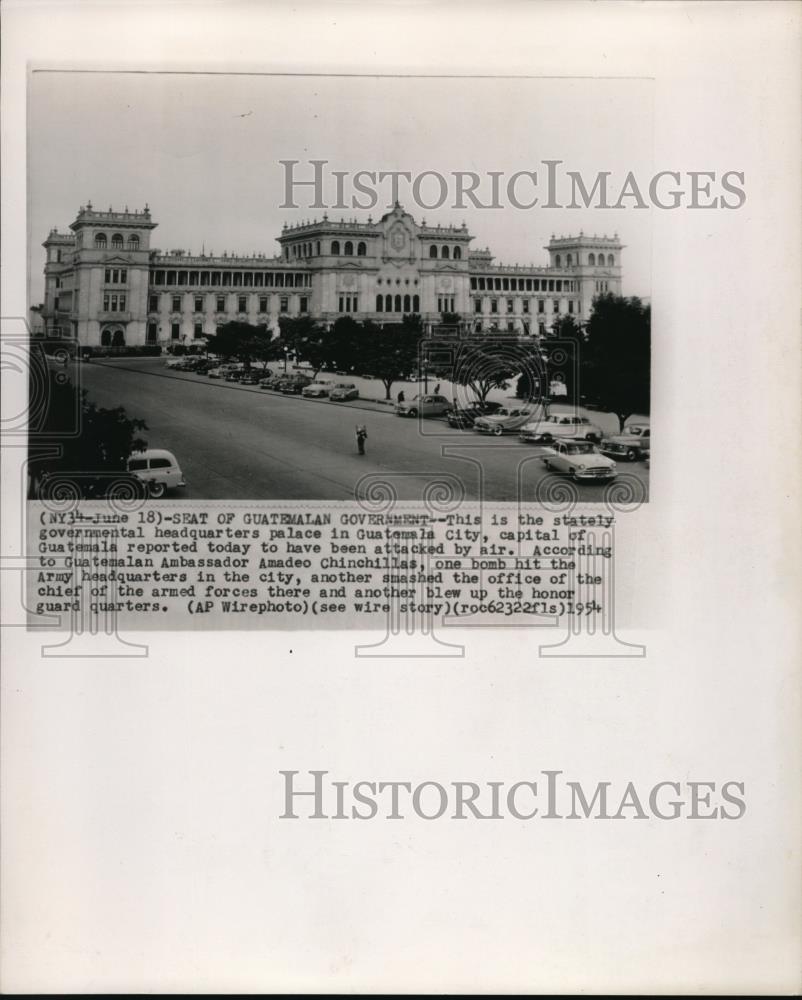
[446,400,503,429]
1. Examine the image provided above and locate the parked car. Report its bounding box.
[238,370,262,386]
[259,373,285,390]
[446,400,502,429]
[542,440,617,480]
[35,470,149,502]
[127,448,186,498]
[329,383,359,402]
[474,406,537,435]
[600,423,651,461]
[302,379,334,398]
[395,393,452,418]
[207,364,239,379]
[165,357,185,369]
[519,413,604,444]
[225,367,247,382]
[279,375,313,394]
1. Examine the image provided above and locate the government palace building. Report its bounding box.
[38,201,623,348]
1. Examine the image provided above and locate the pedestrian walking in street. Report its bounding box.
[397,390,405,404]
[434,383,441,394]
[355,424,368,455]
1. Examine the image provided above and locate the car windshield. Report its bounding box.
[565,443,596,455]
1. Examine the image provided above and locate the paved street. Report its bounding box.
[74,358,649,502]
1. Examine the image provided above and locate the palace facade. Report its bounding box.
[39,201,623,348]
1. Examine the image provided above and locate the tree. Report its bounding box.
[451,334,521,404]
[278,316,330,377]
[582,293,651,431]
[204,321,278,370]
[358,315,422,399]
[28,369,148,496]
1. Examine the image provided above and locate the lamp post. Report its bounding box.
[283,346,289,374]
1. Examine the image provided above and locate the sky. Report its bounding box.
[28,71,653,304]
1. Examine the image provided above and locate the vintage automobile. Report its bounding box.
[329,383,359,402]
[542,440,617,480]
[259,372,285,390]
[395,393,452,418]
[473,405,537,436]
[302,379,334,398]
[207,363,240,379]
[446,400,503,429]
[127,448,187,498]
[599,423,651,461]
[238,370,262,385]
[279,374,313,394]
[519,413,604,444]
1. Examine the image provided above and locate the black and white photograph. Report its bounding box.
[28,71,652,503]
[3,1,801,995]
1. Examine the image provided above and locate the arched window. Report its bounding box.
[111,234,123,250]
[112,329,125,347]
[357,242,367,256]
[588,253,596,265]
[453,246,462,260]
[394,294,402,312]
[344,241,353,256]
[127,234,140,250]
[403,294,411,312]
[376,294,383,312]
[331,240,340,255]
[429,245,438,258]
[385,294,392,312]
[566,253,573,266]
[94,233,107,249]
[100,329,112,346]
[441,246,450,259]
[412,294,420,312]
[607,254,614,266]
[555,254,561,267]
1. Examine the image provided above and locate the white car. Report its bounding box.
[127,449,186,498]
[542,440,617,480]
[519,413,603,444]
[473,406,537,435]
[302,380,334,398]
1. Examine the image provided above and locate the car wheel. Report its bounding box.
[148,481,166,499]
[493,425,503,436]
[541,433,553,443]
[626,448,637,461]
[408,408,418,417]
[570,469,579,480]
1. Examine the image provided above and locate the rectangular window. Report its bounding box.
[216,295,225,313]
[103,294,110,312]
[54,296,60,311]
[171,322,180,340]
[259,296,268,312]
[339,295,345,313]
[120,268,127,283]
[548,280,555,292]
[523,299,530,313]
[105,268,111,283]
[194,296,203,312]
[507,298,514,313]
[556,280,563,292]
[172,295,181,312]
[553,299,560,312]
[147,322,157,344]
[474,298,482,313]
[149,295,159,312]
[490,299,498,313]
[194,322,203,337]
[300,296,308,313]
[538,300,544,313]
[568,300,574,314]
[470,278,477,290]
[119,295,126,312]
[280,297,288,313]
[526,279,532,291]
[238,296,247,313]
[111,294,118,312]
